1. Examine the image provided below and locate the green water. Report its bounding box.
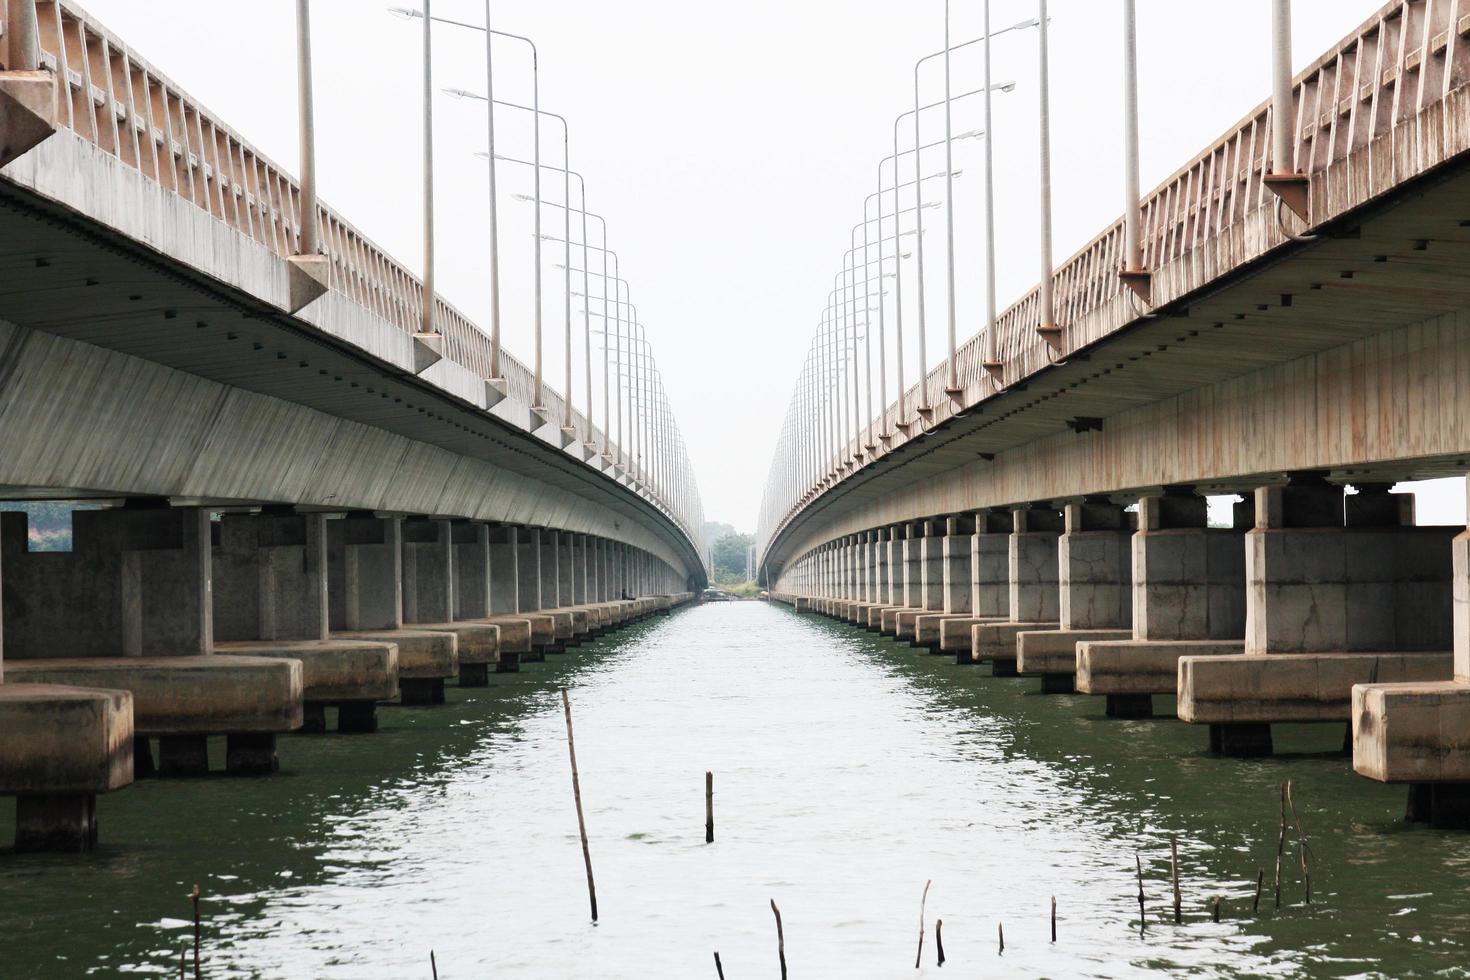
[2,602,1468,978]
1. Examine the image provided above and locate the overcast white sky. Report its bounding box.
[78,0,1463,530]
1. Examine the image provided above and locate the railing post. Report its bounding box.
[0,0,56,169]
[5,0,40,70]
[411,0,443,372]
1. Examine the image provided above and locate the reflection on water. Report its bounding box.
[3,602,1470,977]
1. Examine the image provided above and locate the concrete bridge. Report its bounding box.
[760,0,1470,827]
[0,0,704,850]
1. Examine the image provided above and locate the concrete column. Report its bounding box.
[942,516,973,614]
[1059,500,1133,630]
[488,525,519,614]
[2,505,213,660]
[972,510,1011,616]
[885,526,904,606]
[1011,504,1063,622]
[556,531,574,606]
[1075,488,1247,718]
[873,529,889,618]
[327,514,402,631]
[402,518,453,625]
[451,521,491,620]
[1180,476,1456,757]
[575,535,590,605]
[540,530,562,608]
[901,523,924,608]
[214,510,328,642]
[971,504,1062,676]
[918,521,945,611]
[516,527,542,612]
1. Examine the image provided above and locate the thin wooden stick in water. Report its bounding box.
[1211,897,1221,922]
[179,947,185,980]
[770,899,787,980]
[431,950,438,980]
[706,771,715,844]
[998,922,1005,955]
[1273,781,1286,909]
[935,919,945,967]
[560,687,599,922]
[1253,868,1264,913]
[713,951,725,979]
[190,884,201,980]
[1285,780,1314,904]
[915,880,932,969]
[1170,838,1181,924]
[1135,853,1146,934]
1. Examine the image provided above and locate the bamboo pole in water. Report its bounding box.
[1170,839,1182,924]
[1273,782,1287,909]
[915,880,932,968]
[1051,895,1057,942]
[1135,854,1146,933]
[713,950,725,979]
[771,899,787,979]
[190,884,201,979]
[706,771,714,844]
[560,687,599,922]
[935,919,945,967]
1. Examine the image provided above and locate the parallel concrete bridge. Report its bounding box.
[760,0,1470,826]
[0,0,704,850]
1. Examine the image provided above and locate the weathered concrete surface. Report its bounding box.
[333,629,455,679]
[1178,651,1453,725]
[972,621,1058,670]
[1017,629,1132,676]
[2,655,302,734]
[406,623,499,667]
[213,639,398,703]
[940,616,1005,654]
[0,684,133,794]
[1077,640,1245,696]
[1353,681,1470,782]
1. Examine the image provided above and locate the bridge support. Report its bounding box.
[1353,477,1470,826]
[972,504,1062,676]
[916,516,978,652]
[1077,488,1248,718]
[213,510,398,734]
[1,505,302,778]
[940,511,1011,661]
[399,518,502,687]
[327,513,457,706]
[1179,477,1455,756]
[1018,499,1135,693]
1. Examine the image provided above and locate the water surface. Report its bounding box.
[2,602,1468,977]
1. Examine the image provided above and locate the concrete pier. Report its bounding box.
[213,510,397,732]
[1017,500,1135,692]
[2,505,303,777]
[1074,489,1248,718]
[1179,479,1455,756]
[327,513,457,705]
[971,505,1062,675]
[400,518,502,686]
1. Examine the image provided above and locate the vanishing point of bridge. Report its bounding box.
[0,0,704,851]
[761,0,1470,827]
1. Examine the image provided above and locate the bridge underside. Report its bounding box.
[0,175,698,577]
[769,158,1470,569]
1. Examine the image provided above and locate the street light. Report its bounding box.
[391,6,542,393]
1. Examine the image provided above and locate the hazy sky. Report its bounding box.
[79,0,1461,530]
